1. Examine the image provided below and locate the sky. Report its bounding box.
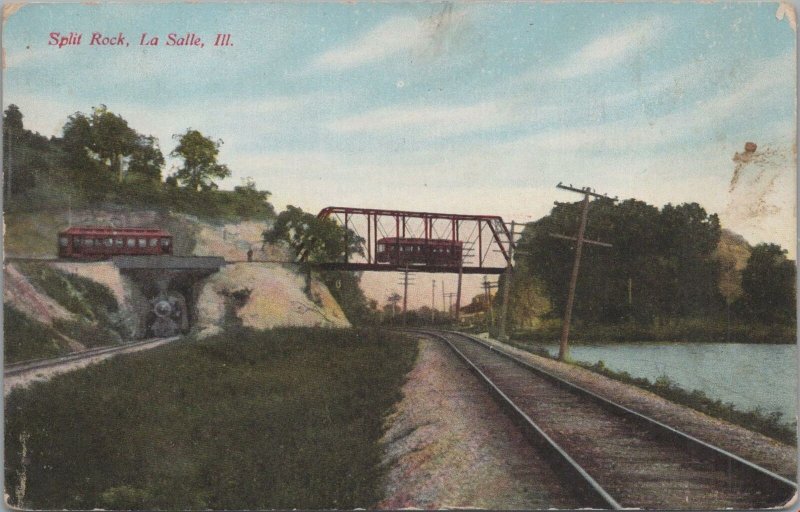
[2,2,796,308]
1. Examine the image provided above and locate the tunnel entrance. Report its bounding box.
[114,256,225,338]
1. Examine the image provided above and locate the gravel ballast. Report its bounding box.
[379,335,583,509]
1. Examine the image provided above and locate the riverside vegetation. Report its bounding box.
[4,327,418,509]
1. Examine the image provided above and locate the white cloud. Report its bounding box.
[310,17,422,72]
[307,8,467,73]
[515,17,669,85]
[562,19,663,78]
[326,100,520,137]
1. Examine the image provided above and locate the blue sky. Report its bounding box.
[3,2,796,305]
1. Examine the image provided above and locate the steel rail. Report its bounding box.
[417,330,797,510]
[409,329,622,509]
[445,330,797,491]
[5,336,180,377]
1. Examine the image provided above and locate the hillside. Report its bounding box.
[3,209,350,363]
[715,229,752,304]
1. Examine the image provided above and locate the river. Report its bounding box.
[540,342,797,422]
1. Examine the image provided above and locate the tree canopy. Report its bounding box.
[513,199,725,326]
[170,129,231,192]
[739,244,796,324]
[60,105,164,197]
[3,104,273,221]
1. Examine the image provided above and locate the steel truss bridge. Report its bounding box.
[307,206,514,274]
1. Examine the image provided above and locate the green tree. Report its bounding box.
[89,105,138,182]
[516,199,724,326]
[738,244,796,324]
[3,105,33,199]
[657,203,723,318]
[264,205,363,263]
[170,129,231,192]
[127,135,165,184]
[3,105,67,206]
[60,106,163,198]
[230,178,275,219]
[264,206,373,324]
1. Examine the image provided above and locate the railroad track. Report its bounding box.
[5,336,180,378]
[412,329,796,509]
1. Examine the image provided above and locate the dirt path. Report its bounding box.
[379,335,582,509]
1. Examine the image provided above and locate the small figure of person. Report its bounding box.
[247,248,254,262]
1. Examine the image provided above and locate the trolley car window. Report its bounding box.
[161,238,171,246]
[149,238,158,247]
[127,238,136,248]
[84,239,94,247]
[73,238,80,248]
[115,238,123,247]
[59,237,68,247]
[138,238,147,248]
[104,238,113,247]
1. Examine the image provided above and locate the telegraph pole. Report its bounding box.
[431,279,436,322]
[397,268,414,326]
[552,183,616,361]
[482,276,498,327]
[455,259,463,322]
[444,292,457,318]
[454,243,474,324]
[498,220,521,340]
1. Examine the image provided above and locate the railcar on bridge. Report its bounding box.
[375,237,463,267]
[58,226,173,259]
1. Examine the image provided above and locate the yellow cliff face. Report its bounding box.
[195,263,350,337]
[190,219,276,261]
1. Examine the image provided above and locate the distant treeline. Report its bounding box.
[501,198,795,338]
[2,104,274,221]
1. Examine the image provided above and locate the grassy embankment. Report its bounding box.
[5,327,418,510]
[504,340,796,445]
[510,317,795,344]
[5,263,123,364]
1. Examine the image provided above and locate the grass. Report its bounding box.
[4,327,418,510]
[511,317,796,344]
[3,211,66,258]
[14,262,122,348]
[3,306,68,363]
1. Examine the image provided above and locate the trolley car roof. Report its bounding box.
[59,226,172,237]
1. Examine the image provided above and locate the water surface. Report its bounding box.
[540,342,797,422]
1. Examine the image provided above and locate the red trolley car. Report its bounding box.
[375,237,463,267]
[58,226,173,260]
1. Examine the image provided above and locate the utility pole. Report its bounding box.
[444,292,457,318]
[454,242,474,324]
[455,258,463,322]
[482,276,498,327]
[498,220,521,341]
[431,279,436,323]
[551,183,616,361]
[403,268,410,314]
[441,280,446,312]
[397,268,414,326]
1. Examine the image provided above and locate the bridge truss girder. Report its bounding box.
[313,206,513,274]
